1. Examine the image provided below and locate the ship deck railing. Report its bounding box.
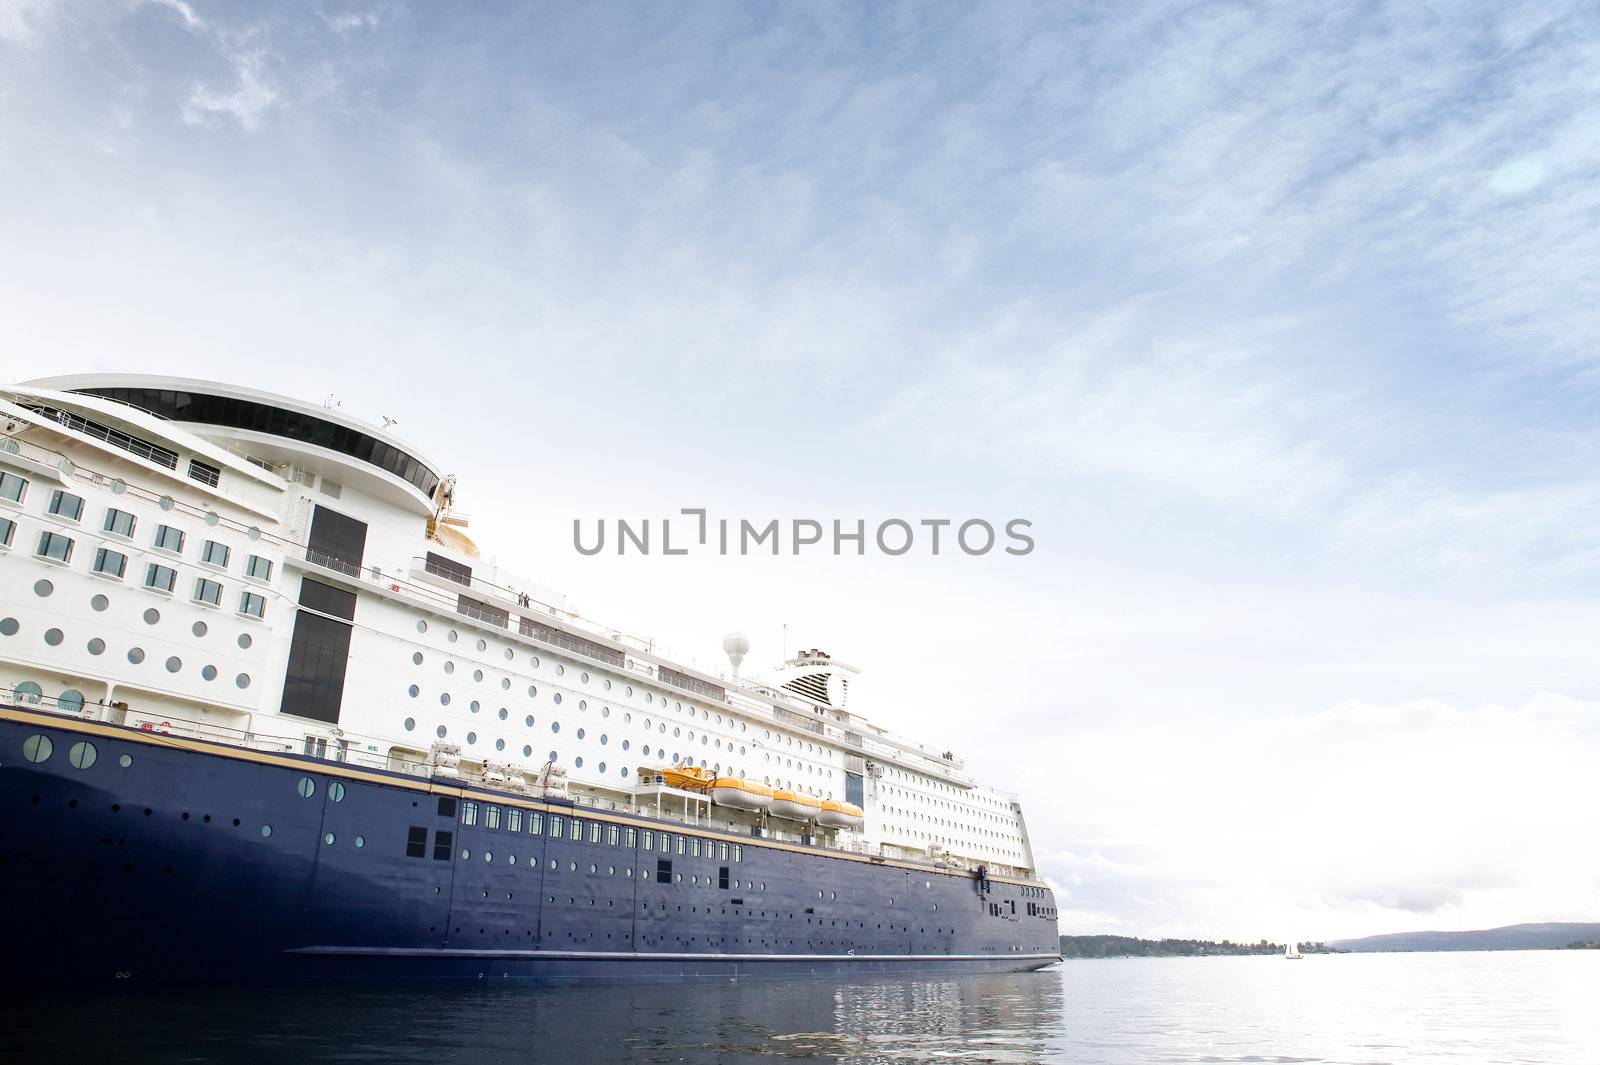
[2,688,1038,883]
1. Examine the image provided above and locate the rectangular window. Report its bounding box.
[676,835,686,855]
[733,844,743,863]
[406,826,427,859]
[0,471,26,503]
[656,859,672,884]
[641,830,653,850]
[187,458,221,487]
[508,808,523,833]
[201,540,231,567]
[528,811,543,835]
[153,524,185,553]
[437,796,457,819]
[623,827,636,848]
[245,554,272,581]
[548,815,564,838]
[47,490,84,521]
[606,824,619,846]
[461,801,479,826]
[424,550,472,586]
[569,818,582,841]
[660,833,671,853]
[93,547,127,579]
[36,530,73,563]
[103,507,136,538]
[307,504,368,573]
[144,562,176,592]
[238,590,266,619]
[719,841,730,861]
[433,829,453,861]
[0,515,13,548]
[486,805,501,830]
[193,577,223,606]
[690,838,701,857]
[719,866,730,890]
[588,821,601,844]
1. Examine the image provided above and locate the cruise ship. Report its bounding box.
[0,374,1060,984]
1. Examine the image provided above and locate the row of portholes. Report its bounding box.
[21,734,135,770]
[5,599,257,651]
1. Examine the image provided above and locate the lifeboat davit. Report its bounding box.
[770,789,823,822]
[709,776,773,812]
[817,799,865,830]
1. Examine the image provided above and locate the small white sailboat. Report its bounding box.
[1285,941,1303,959]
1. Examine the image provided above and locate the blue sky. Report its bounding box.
[4,0,1600,939]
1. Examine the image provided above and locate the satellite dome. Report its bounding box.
[722,629,751,676]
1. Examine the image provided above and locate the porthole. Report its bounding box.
[548,750,557,762]
[467,732,478,745]
[603,678,612,691]
[524,714,534,727]
[447,630,458,643]
[90,594,109,612]
[581,672,590,684]
[476,638,486,652]
[576,728,585,740]
[408,685,420,698]
[297,777,316,798]
[483,851,493,863]
[599,734,608,745]
[503,648,513,661]
[553,693,562,705]
[192,620,208,637]
[597,762,606,773]
[165,656,182,673]
[574,756,583,768]
[329,782,346,802]
[44,628,63,646]
[260,825,273,837]
[412,652,423,665]
[461,850,471,861]
[404,717,416,731]
[522,745,532,757]
[34,580,53,598]
[59,689,85,713]
[497,707,508,721]
[205,511,220,527]
[440,693,451,705]
[528,685,538,698]
[416,620,428,634]
[246,526,261,541]
[579,700,587,711]
[436,725,448,738]
[495,739,505,751]
[237,633,252,649]
[500,678,510,690]
[470,700,480,714]
[202,665,218,681]
[530,656,540,668]
[118,754,133,768]
[555,664,565,676]
[620,767,629,778]
[550,722,560,734]
[355,836,366,848]
[110,478,126,494]
[601,706,610,718]
[127,647,145,664]
[443,661,455,674]
[473,669,484,682]
[158,495,174,511]
[22,734,53,762]
[625,686,633,697]
[235,673,251,689]
[324,832,336,845]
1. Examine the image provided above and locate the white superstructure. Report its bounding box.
[0,374,1037,878]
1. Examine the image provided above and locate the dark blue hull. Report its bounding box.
[0,705,1060,986]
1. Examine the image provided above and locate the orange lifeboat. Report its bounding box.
[709,776,773,813]
[642,764,715,792]
[818,799,864,830]
[770,789,823,822]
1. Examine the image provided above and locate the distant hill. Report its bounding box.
[1059,935,1325,958]
[1330,922,1600,953]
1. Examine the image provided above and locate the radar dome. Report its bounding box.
[722,629,751,677]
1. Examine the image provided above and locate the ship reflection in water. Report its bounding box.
[9,952,1597,1064]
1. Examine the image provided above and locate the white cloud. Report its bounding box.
[182,49,276,130]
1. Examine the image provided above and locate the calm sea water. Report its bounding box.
[9,952,1597,1064]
